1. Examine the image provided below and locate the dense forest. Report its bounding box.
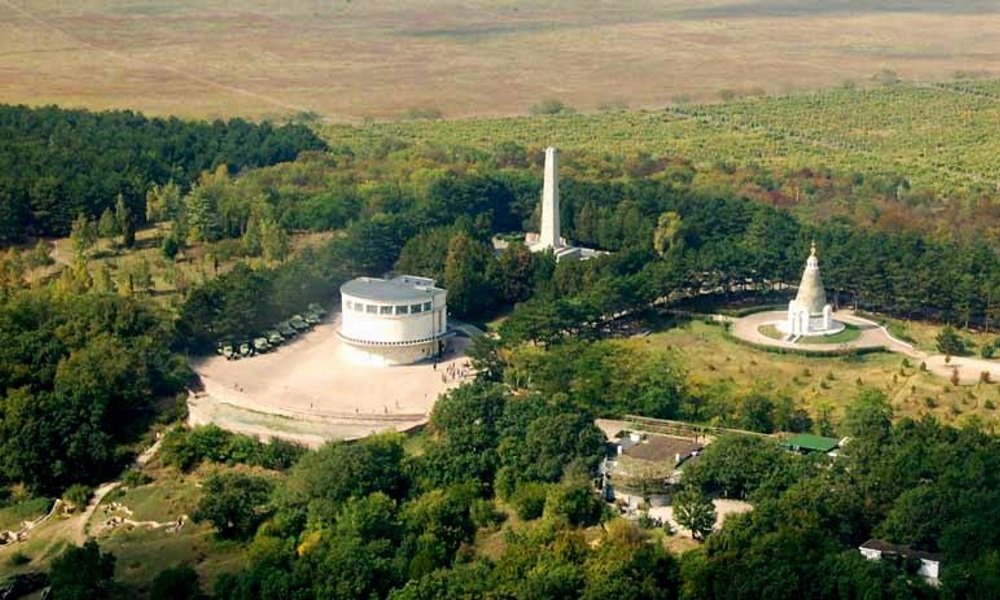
[7,99,1000,598]
[0,104,326,242]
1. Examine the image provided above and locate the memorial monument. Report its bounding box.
[778,242,842,337]
[525,147,603,262]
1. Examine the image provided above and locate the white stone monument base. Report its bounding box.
[774,317,845,337]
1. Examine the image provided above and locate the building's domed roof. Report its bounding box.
[340,275,442,304]
[794,242,827,316]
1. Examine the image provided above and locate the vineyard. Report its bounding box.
[323,80,1000,196]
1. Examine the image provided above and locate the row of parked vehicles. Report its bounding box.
[216,303,327,360]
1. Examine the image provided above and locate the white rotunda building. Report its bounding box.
[778,242,843,337]
[338,275,449,366]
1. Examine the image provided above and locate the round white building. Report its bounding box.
[338,275,449,366]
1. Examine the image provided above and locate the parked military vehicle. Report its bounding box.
[253,337,271,353]
[277,321,297,337]
[221,342,237,361]
[290,315,310,331]
[238,341,253,357]
[308,303,327,318]
[266,330,285,345]
[303,311,321,325]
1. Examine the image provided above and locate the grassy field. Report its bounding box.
[1,1,998,120]
[635,319,1000,429]
[0,462,251,596]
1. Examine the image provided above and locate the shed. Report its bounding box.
[782,433,839,453]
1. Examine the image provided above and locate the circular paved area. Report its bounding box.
[731,310,921,356]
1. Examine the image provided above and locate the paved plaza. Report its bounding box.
[189,315,471,446]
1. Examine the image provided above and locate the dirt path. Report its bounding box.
[72,437,164,544]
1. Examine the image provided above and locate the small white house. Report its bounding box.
[859,539,942,582]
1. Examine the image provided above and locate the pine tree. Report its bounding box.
[70,213,97,257]
[97,208,118,244]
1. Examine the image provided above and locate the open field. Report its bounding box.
[635,319,1000,428]
[1,1,999,121]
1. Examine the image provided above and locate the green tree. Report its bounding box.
[146,181,183,225]
[543,478,604,527]
[113,193,133,246]
[672,487,716,541]
[193,472,274,540]
[443,231,495,318]
[259,216,290,263]
[936,325,967,356]
[653,211,682,256]
[151,565,202,600]
[97,208,118,243]
[69,213,97,257]
[49,540,116,600]
[489,242,537,304]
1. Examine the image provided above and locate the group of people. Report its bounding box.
[438,361,471,383]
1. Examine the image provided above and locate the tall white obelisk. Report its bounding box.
[540,147,561,249]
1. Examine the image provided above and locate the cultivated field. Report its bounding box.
[324,80,1000,194]
[1,0,998,120]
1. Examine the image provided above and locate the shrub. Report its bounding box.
[122,469,152,488]
[981,371,992,384]
[512,482,549,521]
[937,326,967,356]
[985,399,995,410]
[161,235,179,259]
[62,484,92,511]
[470,498,506,530]
[529,98,575,115]
[151,565,201,600]
[543,480,604,527]
[5,551,30,567]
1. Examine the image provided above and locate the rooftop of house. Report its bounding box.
[860,539,943,563]
[782,433,840,453]
[619,434,702,465]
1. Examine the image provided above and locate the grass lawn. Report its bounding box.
[865,314,998,356]
[635,319,1000,428]
[100,524,246,596]
[105,476,202,523]
[0,498,52,533]
[758,323,863,344]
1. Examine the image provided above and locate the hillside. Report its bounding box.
[1,0,999,119]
